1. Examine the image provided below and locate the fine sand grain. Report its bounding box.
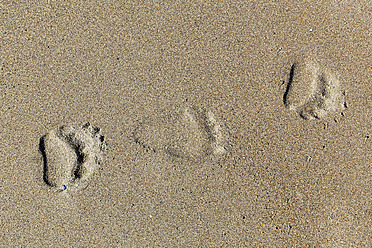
[0,1,370,247]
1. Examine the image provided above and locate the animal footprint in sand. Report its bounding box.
[39,122,106,191]
[134,105,227,161]
[283,59,347,120]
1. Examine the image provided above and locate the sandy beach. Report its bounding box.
[0,1,371,247]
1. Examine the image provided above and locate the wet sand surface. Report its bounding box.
[0,1,371,247]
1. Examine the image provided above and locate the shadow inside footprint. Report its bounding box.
[39,135,51,187]
[283,63,296,107]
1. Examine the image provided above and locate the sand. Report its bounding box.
[0,1,370,247]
